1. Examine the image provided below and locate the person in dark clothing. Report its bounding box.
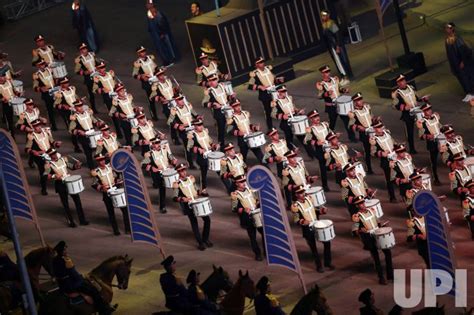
[72,0,99,53]
[358,288,384,315]
[254,276,286,315]
[147,5,179,66]
[0,250,19,282]
[159,255,192,314]
[186,269,219,314]
[445,22,474,101]
[406,214,429,267]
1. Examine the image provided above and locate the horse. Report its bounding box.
[220,270,255,315]
[290,284,333,315]
[201,264,234,303]
[38,254,133,315]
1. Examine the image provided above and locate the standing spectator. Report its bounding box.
[72,0,99,53]
[445,22,474,103]
[190,2,202,17]
[147,5,179,66]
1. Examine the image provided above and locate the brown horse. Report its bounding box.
[38,254,133,315]
[201,264,234,303]
[290,284,333,315]
[220,270,255,315]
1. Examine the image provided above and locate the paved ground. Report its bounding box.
[1,0,473,314]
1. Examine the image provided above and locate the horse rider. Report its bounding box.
[254,276,285,315]
[159,255,192,314]
[186,269,219,314]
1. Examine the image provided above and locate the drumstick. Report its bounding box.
[381,220,390,227]
[369,189,377,198]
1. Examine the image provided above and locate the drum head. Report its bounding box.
[336,95,352,103]
[375,227,392,235]
[192,197,209,204]
[208,151,225,159]
[162,168,177,176]
[313,219,332,228]
[66,175,81,181]
[365,199,380,207]
[421,174,430,180]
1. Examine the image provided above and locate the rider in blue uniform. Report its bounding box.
[186,269,219,314]
[254,276,286,315]
[159,255,192,314]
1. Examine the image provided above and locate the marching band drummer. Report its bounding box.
[462,180,474,240]
[69,100,102,170]
[405,170,429,217]
[132,112,163,155]
[202,73,234,149]
[391,74,422,154]
[16,98,47,133]
[449,153,472,200]
[220,143,248,194]
[406,213,429,267]
[32,59,58,130]
[168,93,200,168]
[348,92,375,174]
[187,119,219,193]
[282,150,319,209]
[291,185,334,273]
[91,153,130,236]
[0,71,21,137]
[390,143,416,199]
[95,124,122,157]
[74,43,98,112]
[325,131,357,185]
[31,35,65,66]
[54,77,82,152]
[44,148,89,228]
[341,163,373,218]
[0,51,22,80]
[352,195,394,285]
[440,125,474,169]
[304,110,332,191]
[110,83,137,146]
[370,121,398,202]
[150,67,180,143]
[231,175,264,261]
[132,46,158,120]
[263,128,294,179]
[172,163,212,251]
[196,53,229,87]
[248,57,284,131]
[417,103,443,185]
[227,98,264,163]
[25,119,62,195]
[315,65,355,142]
[142,137,178,214]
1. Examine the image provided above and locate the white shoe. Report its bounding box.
[462,94,471,102]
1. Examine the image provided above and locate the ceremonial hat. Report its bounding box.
[34,35,45,42]
[155,67,166,76]
[343,163,356,172]
[353,195,366,205]
[0,52,8,59]
[192,119,204,126]
[284,150,297,158]
[295,185,306,194]
[100,124,110,131]
[114,83,125,92]
[409,171,422,181]
[352,92,363,101]
[46,148,57,155]
[53,240,67,254]
[441,125,454,135]
[267,128,278,136]
[453,153,465,161]
[175,163,187,171]
[394,143,406,153]
[358,288,372,304]
[256,276,270,292]
[234,175,246,183]
[59,77,69,85]
[198,52,208,59]
[325,132,337,141]
[78,43,88,50]
[31,119,42,126]
[150,137,161,145]
[136,46,146,53]
[372,121,384,129]
[186,269,200,284]
[35,59,46,66]
[395,74,406,82]
[230,99,241,107]
[94,153,106,161]
[73,100,84,107]
[174,93,184,101]
[307,110,320,118]
[320,10,329,16]
[136,113,146,119]
[255,56,265,64]
[223,143,234,151]
[161,255,175,269]
[318,65,330,73]
[24,98,34,106]
[207,73,218,81]
[276,85,287,92]
[420,103,432,111]
[446,22,456,29]
[96,61,106,69]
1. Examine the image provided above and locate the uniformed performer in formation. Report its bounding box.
[93,62,120,135]
[159,255,192,314]
[25,119,62,195]
[352,195,394,285]
[220,143,247,194]
[227,98,264,163]
[91,154,130,236]
[132,46,158,120]
[406,213,429,267]
[33,59,57,130]
[0,71,20,137]
[417,103,442,185]
[316,65,355,142]
[282,150,318,208]
[370,121,397,202]
[132,112,162,155]
[291,186,334,272]
[187,119,218,191]
[390,143,416,198]
[195,52,229,87]
[16,98,46,133]
[304,110,331,191]
[449,153,472,200]
[405,170,429,216]
[69,100,102,169]
[74,43,98,112]
[392,74,422,154]
[348,92,375,174]
[231,175,264,261]
[44,148,89,227]
[203,73,234,148]
[462,180,474,240]
[264,128,293,179]
[248,57,283,131]
[142,138,178,213]
[95,124,122,157]
[110,83,136,146]
[0,51,22,80]
[172,163,212,251]
[254,276,286,315]
[341,163,373,218]
[31,35,65,66]
[325,132,354,185]
[168,93,200,167]
[440,125,473,169]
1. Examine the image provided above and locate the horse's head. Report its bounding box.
[309,284,332,315]
[211,264,233,293]
[25,246,56,276]
[238,270,255,299]
[115,254,133,290]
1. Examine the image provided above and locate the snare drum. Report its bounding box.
[50,62,68,79]
[129,118,138,128]
[108,91,117,98]
[335,95,354,116]
[421,174,432,191]
[222,106,233,119]
[310,220,335,242]
[365,199,383,218]
[162,168,179,188]
[288,115,309,135]
[9,97,26,116]
[375,227,396,249]
[190,197,213,217]
[410,107,423,121]
[306,186,326,206]
[86,130,102,148]
[365,127,375,138]
[148,76,158,84]
[108,188,127,208]
[64,175,84,195]
[244,132,266,148]
[435,134,446,150]
[12,80,23,94]
[207,151,225,172]
[250,208,263,228]
[354,162,366,178]
[222,81,233,95]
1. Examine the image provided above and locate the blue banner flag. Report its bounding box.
[111,149,164,253]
